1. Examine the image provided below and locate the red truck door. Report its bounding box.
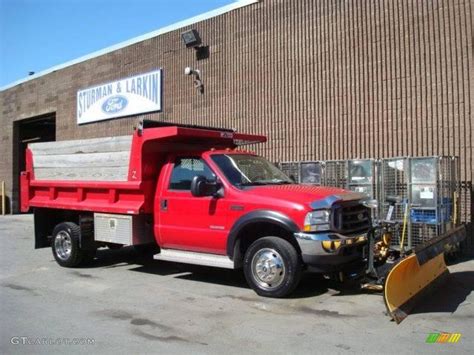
[158,156,229,254]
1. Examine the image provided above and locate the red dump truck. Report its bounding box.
[21,121,371,297]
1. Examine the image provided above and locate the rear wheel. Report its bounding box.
[52,222,93,267]
[243,237,302,298]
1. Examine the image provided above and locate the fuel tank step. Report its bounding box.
[154,249,235,269]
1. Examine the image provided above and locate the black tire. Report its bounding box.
[107,243,123,250]
[52,222,90,267]
[243,237,302,298]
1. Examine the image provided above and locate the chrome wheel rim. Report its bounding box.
[251,248,286,290]
[54,231,72,261]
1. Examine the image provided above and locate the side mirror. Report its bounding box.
[190,175,223,197]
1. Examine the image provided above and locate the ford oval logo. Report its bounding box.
[102,95,128,114]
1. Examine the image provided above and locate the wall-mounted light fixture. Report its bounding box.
[181,29,202,48]
[184,67,204,94]
[181,29,209,61]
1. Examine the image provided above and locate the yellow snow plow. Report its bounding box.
[382,225,466,323]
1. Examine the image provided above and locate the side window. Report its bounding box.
[169,157,215,191]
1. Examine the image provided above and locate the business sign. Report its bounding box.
[77,69,162,124]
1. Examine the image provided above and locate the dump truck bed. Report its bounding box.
[21,124,266,214]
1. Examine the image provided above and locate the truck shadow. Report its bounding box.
[83,247,184,276]
[78,248,474,306]
[173,270,330,299]
[131,262,330,298]
[85,248,331,298]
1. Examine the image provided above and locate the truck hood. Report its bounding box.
[243,184,365,209]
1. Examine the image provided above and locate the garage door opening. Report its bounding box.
[12,114,56,213]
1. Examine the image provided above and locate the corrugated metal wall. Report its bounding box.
[1,0,473,248]
[168,0,473,230]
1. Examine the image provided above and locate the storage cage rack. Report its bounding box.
[380,156,459,249]
[380,157,410,248]
[346,159,379,199]
[278,161,301,183]
[299,161,323,185]
[277,156,460,250]
[278,161,323,185]
[347,159,380,218]
[409,156,459,247]
[322,160,347,188]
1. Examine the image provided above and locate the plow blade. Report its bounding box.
[383,225,466,324]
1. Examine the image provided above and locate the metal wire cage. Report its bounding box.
[277,156,460,250]
[408,156,460,247]
[410,223,443,247]
[380,157,409,216]
[379,158,410,248]
[347,159,380,220]
[379,156,460,249]
[322,160,347,188]
[346,159,379,199]
[278,161,323,185]
[278,162,301,183]
[299,161,323,185]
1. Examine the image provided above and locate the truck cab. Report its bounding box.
[21,121,371,297]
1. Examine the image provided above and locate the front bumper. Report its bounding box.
[294,232,368,273]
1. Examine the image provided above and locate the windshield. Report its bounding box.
[211,154,294,187]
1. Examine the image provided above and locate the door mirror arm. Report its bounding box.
[213,184,224,198]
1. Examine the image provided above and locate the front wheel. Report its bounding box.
[243,237,302,297]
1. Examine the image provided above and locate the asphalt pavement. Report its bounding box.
[0,215,473,354]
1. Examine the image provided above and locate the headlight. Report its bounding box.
[304,210,331,232]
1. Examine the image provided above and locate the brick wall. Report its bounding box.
[1,0,473,251]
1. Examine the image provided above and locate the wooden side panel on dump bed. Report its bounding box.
[29,136,132,181]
